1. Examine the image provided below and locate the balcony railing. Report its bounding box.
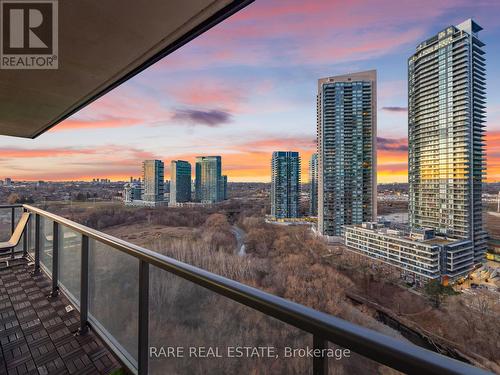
[0,204,492,375]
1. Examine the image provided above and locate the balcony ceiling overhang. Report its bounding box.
[0,0,251,138]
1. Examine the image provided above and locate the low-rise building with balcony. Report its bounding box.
[344,222,474,284]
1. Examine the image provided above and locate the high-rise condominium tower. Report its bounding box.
[408,19,487,262]
[309,153,318,216]
[317,70,377,236]
[195,156,223,203]
[271,151,301,219]
[170,160,192,204]
[142,160,164,203]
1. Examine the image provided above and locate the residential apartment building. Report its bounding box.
[317,70,377,236]
[408,19,487,265]
[141,160,165,204]
[344,223,474,283]
[271,151,301,219]
[123,182,142,204]
[170,160,192,204]
[195,156,223,203]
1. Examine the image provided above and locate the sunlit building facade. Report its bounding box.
[317,71,377,236]
[170,160,192,204]
[271,151,301,219]
[142,160,165,204]
[408,19,487,264]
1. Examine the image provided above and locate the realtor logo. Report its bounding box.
[1,0,58,69]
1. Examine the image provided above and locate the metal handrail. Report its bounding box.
[0,204,23,208]
[5,204,492,375]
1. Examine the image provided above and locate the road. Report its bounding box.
[231,225,246,256]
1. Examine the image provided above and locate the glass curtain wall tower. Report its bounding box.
[170,160,192,204]
[142,160,165,203]
[317,71,377,236]
[408,19,487,263]
[271,151,301,219]
[195,156,223,203]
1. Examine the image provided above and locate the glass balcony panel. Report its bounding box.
[13,206,25,253]
[39,217,53,274]
[14,206,22,225]
[88,239,139,366]
[0,207,13,241]
[58,226,82,302]
[148,265,313,375]
[14,231,24,252]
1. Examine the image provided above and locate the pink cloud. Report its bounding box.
[49,86,173,132]
[0,147,98,158]
[170,80,245,112]
[153,0,484,72]
[54,116,140,131]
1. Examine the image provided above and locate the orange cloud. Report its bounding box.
[486,131,500,181]
[171,83,245,112]
[53,117,140,131]
[377,164,408,183]
[159,135,316,182]
[2,131,499,183]
[0,147,98,158]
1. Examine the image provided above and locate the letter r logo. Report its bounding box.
[1,1,55,54]
[9,8,48,48]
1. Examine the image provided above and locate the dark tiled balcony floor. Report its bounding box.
[0,259,122,375]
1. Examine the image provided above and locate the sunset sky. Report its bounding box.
[1,0,500,183]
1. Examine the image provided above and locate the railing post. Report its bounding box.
[78,235,89,335]
[313,335,329,375]
[50,221,60,297]
[138,260,149,375]
[11,206,15,235]
[22,215,28,258]
[32,214,41,275]
[10,207,15,259]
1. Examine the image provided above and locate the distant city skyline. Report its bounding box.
[0,1,499,183]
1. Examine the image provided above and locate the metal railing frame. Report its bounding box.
[0,204,492,375]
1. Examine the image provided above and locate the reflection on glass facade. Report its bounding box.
[309,153,318,216]
[271,151,301,219]
[408,19,487,265]
[142,160,165,202]
[317,71,377,236]
[195,156,223,203]
[170,160,192,204]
